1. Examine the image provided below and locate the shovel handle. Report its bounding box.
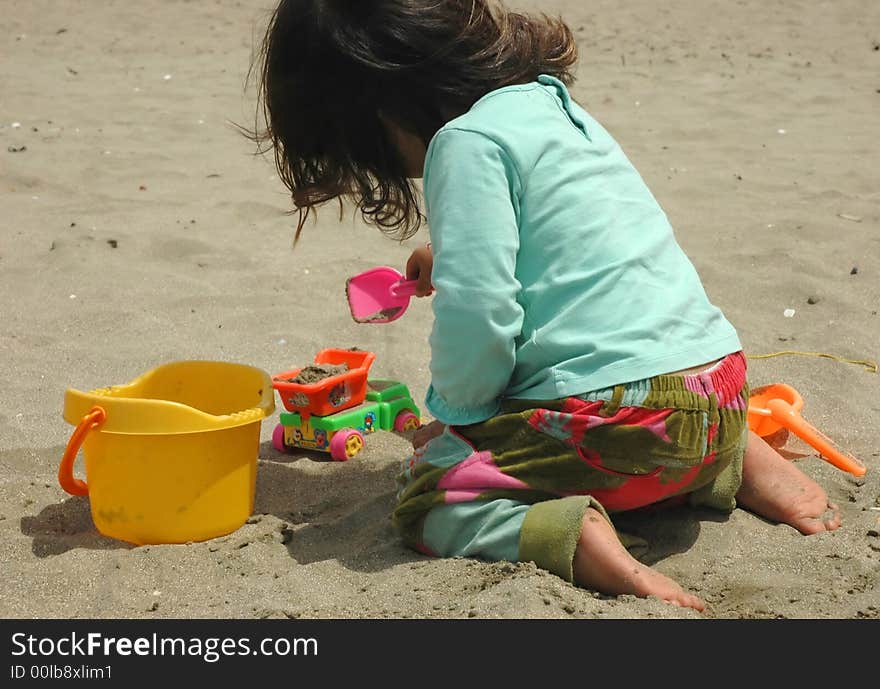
[58,406,106,496]
[389,279,421,298]
[766,399,866,477]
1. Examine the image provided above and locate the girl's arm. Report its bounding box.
[422,128,524,426]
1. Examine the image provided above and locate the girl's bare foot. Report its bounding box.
[573,508,706,612]
[735,431,841,535]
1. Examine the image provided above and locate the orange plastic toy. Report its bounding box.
[747,383,866,477]
[272,348,376,419]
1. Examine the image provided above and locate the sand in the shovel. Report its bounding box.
[356,306,403,323]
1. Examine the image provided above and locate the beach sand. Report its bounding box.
[1,0,877,619]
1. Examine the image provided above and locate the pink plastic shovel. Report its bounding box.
[345,266,421,324]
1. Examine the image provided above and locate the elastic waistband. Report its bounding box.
[652,351,747,408]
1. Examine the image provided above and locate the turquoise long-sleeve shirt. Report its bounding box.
[422,74,741,426]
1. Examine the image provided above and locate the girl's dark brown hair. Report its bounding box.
[249,0,578,242]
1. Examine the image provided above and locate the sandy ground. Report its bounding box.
[1,0,878,620]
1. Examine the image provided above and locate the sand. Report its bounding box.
[1,0,877,620]
[288,363,349,385]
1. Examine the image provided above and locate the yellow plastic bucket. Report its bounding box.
[59,361,275,545]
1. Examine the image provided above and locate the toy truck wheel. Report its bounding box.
[330,429,365,461]
[272,424,288,453]
[393,411,421,432]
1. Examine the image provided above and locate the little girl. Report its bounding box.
[253,0,840,611]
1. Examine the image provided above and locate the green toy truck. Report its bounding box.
[271,349,421,461]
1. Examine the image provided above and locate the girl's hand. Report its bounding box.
[405,243,434,297]
[412,419,445,450]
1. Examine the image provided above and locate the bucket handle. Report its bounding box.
[58,406,106,496]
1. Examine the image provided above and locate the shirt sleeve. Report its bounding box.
[422,128,524,426]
